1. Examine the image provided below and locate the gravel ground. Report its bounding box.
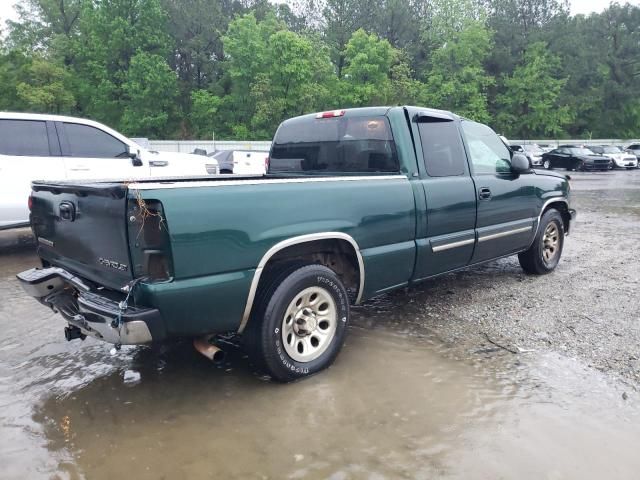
[353,170,640,389]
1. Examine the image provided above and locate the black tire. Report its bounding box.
[220,169,233,174]
[244,264,350,382]
[518,209,565,275]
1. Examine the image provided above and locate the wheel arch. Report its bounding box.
[542,198,571,234]
[237,232,365,333]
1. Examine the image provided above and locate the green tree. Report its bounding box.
[422,21,494,122]
[190,89,222,139]
[251,30,334,136]
[321,0,373,77]
[388,56,423,106]
[0,50,32,111]
[588,4,640,137]
[120,52,178,138]
[340,29,395,107]
[219,13,279,137]
[72,0,174,132]
[496,42,572,137]
[15,57,76,113]
[6,0,84,64]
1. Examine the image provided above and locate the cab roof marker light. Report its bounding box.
[316,110,345,119]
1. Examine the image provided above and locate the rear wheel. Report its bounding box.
[518,209,564,275]
[244,264,350,382]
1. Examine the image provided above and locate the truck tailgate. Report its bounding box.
[30,181,133,290]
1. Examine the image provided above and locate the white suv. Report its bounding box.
[0,112,218,229]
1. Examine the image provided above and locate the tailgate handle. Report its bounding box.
[59,201,76,221]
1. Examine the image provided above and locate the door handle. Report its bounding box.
[70,166,90,171]
[478,187,492,200]
[149,160,169,167]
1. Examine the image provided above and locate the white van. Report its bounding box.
[0,112,218,230]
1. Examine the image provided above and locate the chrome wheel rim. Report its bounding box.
[281,286,337,363]
[542,222,560,263]
[544,160,550,169]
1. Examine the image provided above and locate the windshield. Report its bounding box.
[601,146,622,153]
[570,147,595,155]
[523,144,543,153]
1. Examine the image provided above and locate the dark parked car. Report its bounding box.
[541,146,611,171]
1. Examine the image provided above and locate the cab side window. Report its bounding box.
[417,120,466,177]
[64,123,127,158]
[461,121,511,175]
[0,119,50,156]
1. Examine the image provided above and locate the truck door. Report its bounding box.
[460,120,538,264]
[410,111,477,280]
[58,121,149,180]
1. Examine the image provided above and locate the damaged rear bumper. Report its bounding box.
[16,267,165,345]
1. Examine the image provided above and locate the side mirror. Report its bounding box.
[126,144,143,167]
[511,153,531,173]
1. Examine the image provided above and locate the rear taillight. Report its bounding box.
[264,156,270,173]
[28,195,33,211]
[128,198,173,281]
[316,109,345,119]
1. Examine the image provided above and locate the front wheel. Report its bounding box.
[244,264,350,382]
[518,209,565,275]
[543,159,552,170]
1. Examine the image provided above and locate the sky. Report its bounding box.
[1,0,640,29]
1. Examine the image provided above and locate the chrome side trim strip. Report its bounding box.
[38,237,54,247]
[431,238,475,252]
[478,226,532,243]
[237,232,365,334]
[129,175,408,190]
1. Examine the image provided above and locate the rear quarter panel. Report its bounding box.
[135,176,416,334]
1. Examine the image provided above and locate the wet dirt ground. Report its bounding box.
[1,170,639,479]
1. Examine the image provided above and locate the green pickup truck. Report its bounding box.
[18,106,575,381]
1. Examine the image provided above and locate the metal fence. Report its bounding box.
[149,140,271,153]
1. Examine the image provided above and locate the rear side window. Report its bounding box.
[461,121,511,174]
[417,120,466,177]
[269,115,399,174]
[0,119,50,156]
[64,123,127,158]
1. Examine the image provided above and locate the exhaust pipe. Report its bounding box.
[64,325,86,341]
[193,336,226,363]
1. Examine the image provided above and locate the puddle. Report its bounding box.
[1,173,640,479]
